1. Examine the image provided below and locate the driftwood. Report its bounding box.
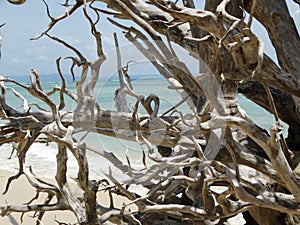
[1,0,300,224]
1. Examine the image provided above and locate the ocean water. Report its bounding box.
[0,78,287,180]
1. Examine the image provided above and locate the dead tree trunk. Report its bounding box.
[1,0,300,225]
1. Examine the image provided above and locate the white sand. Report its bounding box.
[0,169,133,225]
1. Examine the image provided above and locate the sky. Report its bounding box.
[0,0,299,78]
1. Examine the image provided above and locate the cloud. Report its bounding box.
[65,35,81,45]
[103,35,114,47]
[25,45,47,56]
[9,57,29,64]
[86,43,96,51]
[10,58,20,63]
[36,55,48,61]
[25,48,33,55]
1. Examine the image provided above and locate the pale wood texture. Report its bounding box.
[1,0,300,224]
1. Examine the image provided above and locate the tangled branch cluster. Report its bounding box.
[1,0,300,224]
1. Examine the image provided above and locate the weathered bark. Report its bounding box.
[243,0,300,78]
[242,0,300,156]
[1,0,300,224]
[239,82,300,151]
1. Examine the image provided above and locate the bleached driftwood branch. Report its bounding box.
[1,0,300,225]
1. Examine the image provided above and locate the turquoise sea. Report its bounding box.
[0,77,287,180]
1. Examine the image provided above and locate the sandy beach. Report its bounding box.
[0,169,133,225]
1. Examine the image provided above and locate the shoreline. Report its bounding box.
[0,138,147,181]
